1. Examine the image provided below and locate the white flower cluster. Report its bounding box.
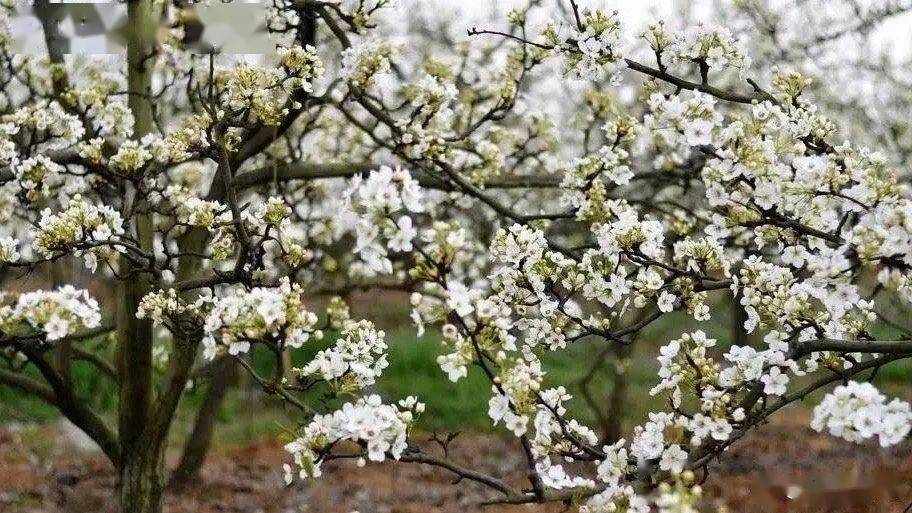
[0,129,15,165]
[2,100,85,150]
[595,202,665,259]
[652,330,717,405]
[581,484,649,513]
[541,9,625,80]
[582,468,702,513]
[811,381,912,447]
[669,24,750,72]
[13,155,65,202]
[64,60,133,138]
[109,139,155,175]
[222,46,322,126]
[396,74,458,160]
[252,196,312,269]
[490,223,547,267]
[94,101,134,139]
[338,166,425,275]
[161,113,211,162]
[136,288,214,328]
[298,319,389,391]
[0,236,19,263]
[283,395,422,480]
[644,91,721,169]
[610,326,794,487]
[341,39,396,91]
[0,286,102,341]
[531,388,600,489]
[162,185,229,230]
[654,476,703,513]
[631,412,701,471]
[224,64,287,125]
[487,358,545,436]
[560,146,634,217]
[202,278,320,359]
[32,195,125,271]
[277,44,325,93]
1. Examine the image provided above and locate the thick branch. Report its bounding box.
[232,161,563,191]
[0,367,55,403]
[233,162,374,189]
[72,346,117,379]
[20,347,120,465]
[800,338,912,354]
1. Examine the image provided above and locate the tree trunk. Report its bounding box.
[117,1,162,512]
[169,357,238,490]
[118,444,165,513]
[603,344,631,443]
[732,292,749,347]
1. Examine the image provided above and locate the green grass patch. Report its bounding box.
[2,295,911,447]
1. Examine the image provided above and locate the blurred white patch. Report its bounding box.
[57,418,101,453]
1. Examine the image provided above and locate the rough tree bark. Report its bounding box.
[117,1,164,512]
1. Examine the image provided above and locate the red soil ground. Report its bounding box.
[1,415,910,513]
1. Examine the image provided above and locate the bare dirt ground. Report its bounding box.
[1,413,910,513]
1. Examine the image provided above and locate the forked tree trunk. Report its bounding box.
[113,1,320,508]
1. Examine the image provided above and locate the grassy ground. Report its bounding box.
[2,293,912,448]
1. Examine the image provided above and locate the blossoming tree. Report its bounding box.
[714,0,912,169]
[2,1,912,512]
